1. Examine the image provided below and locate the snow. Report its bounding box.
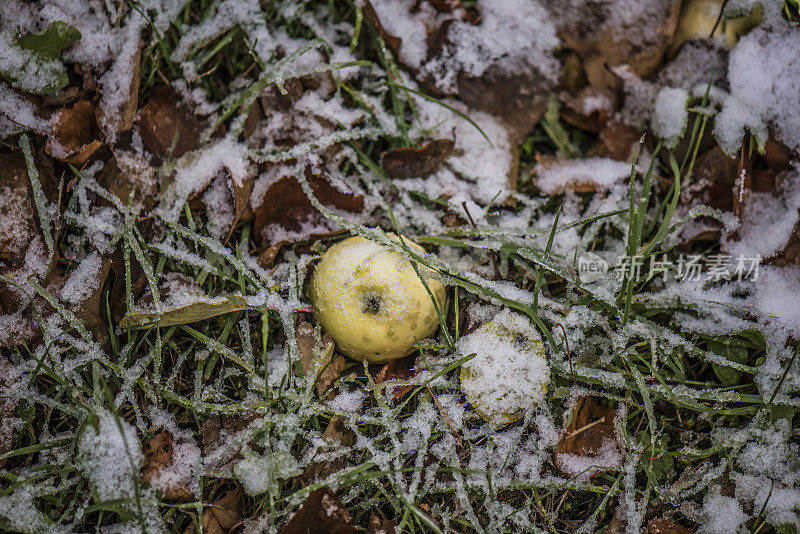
[716,22,800,154]
[0,83,49,137]
[394,96,515,204]
[423,0,559,92]
[536,157,637,195]
[697,492,749,534]
[328,389,366,413]
[370,0,559,93]
[652,87,689,148]
[161,137,253,221]
[556,438,624,480]
[0,30,66,94]
[234,450,301,495]
[724,166,800,260]
[4,0,800,530]
[77,409,144,502]
[458,309,550,426]
[60,252,103,305]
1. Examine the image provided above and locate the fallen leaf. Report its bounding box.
[590,120,646,162]
[109,242,149,324]
[260,77,304,115]
[0,148,59,344]
[1,21,81,95]
[142,431,194,501]
[184,488,244,534]
[45,99,103,165]
[322,416,355,447]
[559,86,617,134]
[682,146,738,212]
[0,357,19,468]
[98,150,158,212]
[66,252,113,341]
[646,517,694,534]
[555,396,624,478]
[367,514,398,534]
[375,354,418,401]
[297,321,343,397]
[121,289,249,330]
[361,1,403,59]
[282,487,358,534]
[138,86,204,160]
[301,416,356,483]
[200,413,261,457]
[555,0,682,95]
[456,64,553,143]
[382,139,454,179]
[16,21,81,60]
[252,168,363,250]
[0,152,41,265]
[97,42,141,140]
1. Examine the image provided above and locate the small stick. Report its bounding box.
[461,201,476,228]
[567,416,605,439]
[428,386,462,446]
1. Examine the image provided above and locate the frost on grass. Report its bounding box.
[77,409,163,531]
[4,0,800,531]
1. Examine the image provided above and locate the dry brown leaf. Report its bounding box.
[190,168,255,238]
[184,488,244,534]
[555,396,623,478]
[68,253,113,341]
[45,99,103,165]
[98,151,158,212]
[109,242,149,323]
[0,152,40,265]
[199,413,260,457]
[646,517,695,534]
[589,120,646,162]
[375,354,418,401]
[282,487,358,534]
[0,148,59,344]
[301,416,356,483]
[361,1,403,59]
[138,86,204,160]
[556,0,682,94]
[0,357,19,469]
[681,146,738,213]
[252,168,363,250]
[142,431,194,501]
[260,77,305,115]
[457,64,553,144]
[297,321,343,397]
[367,514,398,534]
[559,86,617,134]
[97,43,142,140]
[382,139,454,179]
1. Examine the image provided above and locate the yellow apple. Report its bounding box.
[459,310,549,426]
[308,234,446,363]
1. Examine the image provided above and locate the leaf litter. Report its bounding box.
[0,0,799,532]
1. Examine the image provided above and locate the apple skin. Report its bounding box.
[309,235,446,363]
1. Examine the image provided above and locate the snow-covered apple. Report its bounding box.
[309,234,446,363]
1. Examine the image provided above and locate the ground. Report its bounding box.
[1,0,800,533]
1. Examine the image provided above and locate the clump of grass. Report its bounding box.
[2,1,798,533]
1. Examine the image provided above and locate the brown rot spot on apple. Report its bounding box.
[361,291,383,314]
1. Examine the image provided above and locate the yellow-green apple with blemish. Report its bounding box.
[309,234,446,363]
